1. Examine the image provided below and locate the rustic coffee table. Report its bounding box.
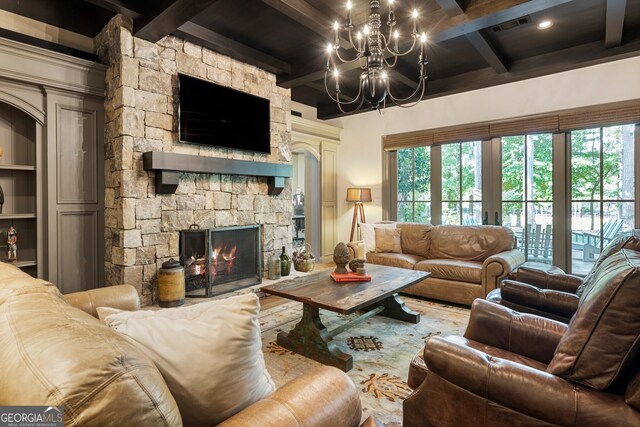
[261,264,430,371]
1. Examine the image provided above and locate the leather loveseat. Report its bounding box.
[364,223,525,305]
[0,262,365,427]
[403,248,640,427]
[487,230,640,322]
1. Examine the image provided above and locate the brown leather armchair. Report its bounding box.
[487,230,640,322]
[405,248,640,427]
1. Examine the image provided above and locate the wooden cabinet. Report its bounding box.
[0,38,106,290]
[0,102,39,276]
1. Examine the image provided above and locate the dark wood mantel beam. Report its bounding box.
[134,0,221,42]
[605,0,627,48]
[279,0,573,88]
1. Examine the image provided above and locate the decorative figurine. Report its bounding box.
[0,184,4,214]
[7,225,17,262]
[333,242,350,274]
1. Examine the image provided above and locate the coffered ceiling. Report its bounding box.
[1,0,639,119]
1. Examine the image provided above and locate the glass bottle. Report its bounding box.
[267,251,281,280]
[280,246,291,276]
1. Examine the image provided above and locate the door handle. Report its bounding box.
[483,211,489,225]
[494,212,501,226]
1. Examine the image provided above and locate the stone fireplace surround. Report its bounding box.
[96,15,293,305]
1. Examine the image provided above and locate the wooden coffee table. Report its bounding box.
[261,264,430,371]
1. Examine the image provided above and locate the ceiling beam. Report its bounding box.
[465,30,509,73]
[316,34,640,118]
[83,0,142,20]
[306,82,356,102]
[176,22,291,75]
[279,0,572,87]
[605,0,627,48]
[134,0,221,42]
[260,0,351,49]
[435,0,467,17]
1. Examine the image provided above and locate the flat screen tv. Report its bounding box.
[178,74,271,153]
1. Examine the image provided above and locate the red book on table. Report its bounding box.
[330,271,372,282]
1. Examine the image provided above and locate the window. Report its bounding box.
[397,146,431,223]
[441,141,482,225]
[570,125,635,275]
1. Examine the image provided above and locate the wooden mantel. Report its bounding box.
[142,151,293,195]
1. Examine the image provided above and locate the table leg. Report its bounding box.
[379,293,420,324]
[277,304,353,372]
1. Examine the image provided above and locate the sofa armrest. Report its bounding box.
[501,280,580,320]
[63,285,141,318]
[219,366,362,427]
[482,249,525,294]
[513,265,583,293]
[463,299,567,364]
[421,335,634,427]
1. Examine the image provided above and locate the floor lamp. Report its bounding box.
[347,187,372,242]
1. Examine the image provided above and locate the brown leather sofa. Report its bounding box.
[404,248,640,427]
[365,223,525,305]
[0,262,364,427]
[487,230,640,322]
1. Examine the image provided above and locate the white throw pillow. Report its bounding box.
[360,222,396,253]
[97,293,275,427]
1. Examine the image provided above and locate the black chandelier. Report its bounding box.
[324,0,428,114]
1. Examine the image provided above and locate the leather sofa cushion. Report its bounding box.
[414,259,482,284]
[366,252,424,269]
[429,225,515,262]
[0,279,182,426]
[578,230,640,296]
[397,222,432,256]
[547,249,640,389]
[375,227,402,253]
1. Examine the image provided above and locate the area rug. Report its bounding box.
[259,297,470,426]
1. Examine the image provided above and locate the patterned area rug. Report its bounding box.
[259,297,470,426]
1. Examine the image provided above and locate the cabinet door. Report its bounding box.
[46,92,104,293]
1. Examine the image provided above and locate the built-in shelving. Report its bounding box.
[0,102,37,276]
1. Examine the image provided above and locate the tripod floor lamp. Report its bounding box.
[347,187,372,242]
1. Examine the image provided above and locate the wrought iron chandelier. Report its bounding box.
[325,0,428,114]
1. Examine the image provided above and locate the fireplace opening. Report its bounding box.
[180,224,262,297]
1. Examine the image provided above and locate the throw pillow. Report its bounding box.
[547,249,640,389]
[97,293,275,427]
[375,227,402,253]
[360,222,396,253]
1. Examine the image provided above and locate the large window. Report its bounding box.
[442,141,482,225]
[570,125,635,275]
[397,146,431,223]
[501,134,554,264]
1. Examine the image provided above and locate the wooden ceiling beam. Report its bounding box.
[316,34,640,118]
[260,0,351,49]
[465,30,509,74]
[176,22,291,75]
[435,0,467,17]
[134,0,221,42]
[279,0,572,87]
[83,0,142,20]
[605,0,627,48]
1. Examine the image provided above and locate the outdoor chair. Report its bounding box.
[572,219,623,261]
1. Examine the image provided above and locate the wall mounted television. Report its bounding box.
[178,74,271,154]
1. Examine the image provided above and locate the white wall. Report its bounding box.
[325,56,640,241]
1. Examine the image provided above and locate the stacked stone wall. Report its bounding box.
[96,15,292,305]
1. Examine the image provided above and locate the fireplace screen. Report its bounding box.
[180,224,262,297]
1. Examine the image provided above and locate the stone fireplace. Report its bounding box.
[96,15,292,305]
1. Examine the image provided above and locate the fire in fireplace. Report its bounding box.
[180,224,262,297]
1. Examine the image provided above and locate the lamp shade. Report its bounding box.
[346,187,372,203]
